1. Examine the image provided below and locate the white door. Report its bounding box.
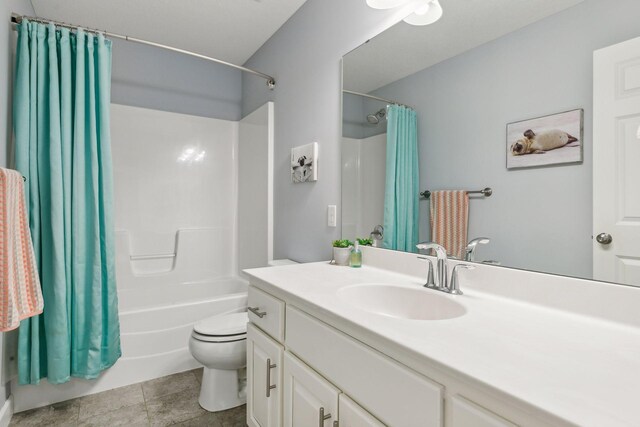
[339,395,385,427]
[247,323,283,427]
[283,352,339,427]
[593,36,640,286]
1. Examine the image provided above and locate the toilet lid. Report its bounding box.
[193,312,248,336]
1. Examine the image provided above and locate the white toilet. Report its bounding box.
[188,311,248,412]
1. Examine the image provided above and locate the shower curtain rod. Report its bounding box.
[10,13,276,89]
[343,89,411,108]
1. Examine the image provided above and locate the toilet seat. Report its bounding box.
[191,331,246,343]
[192,312,248,343]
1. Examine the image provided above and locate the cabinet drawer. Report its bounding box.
[450,395,517,427]
[248,285,285,342]
[286,306,443,427]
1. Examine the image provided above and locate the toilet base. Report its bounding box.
[198,366,246,412]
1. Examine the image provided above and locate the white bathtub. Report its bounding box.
[119,278,248,358]
[13,277,248,412]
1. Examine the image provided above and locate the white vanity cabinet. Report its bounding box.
[247,323,283,427]
[247,284,521,427]
[283,351,340,427]
[283,351,387,427]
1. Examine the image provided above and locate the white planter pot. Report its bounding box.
[333,247,351,266]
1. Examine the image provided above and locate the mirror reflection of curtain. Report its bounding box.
[382,105,419,252]
[13,20,121,385]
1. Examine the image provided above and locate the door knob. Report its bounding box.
[596,233,613,245]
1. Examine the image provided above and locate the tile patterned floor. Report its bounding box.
[9,369,246,427]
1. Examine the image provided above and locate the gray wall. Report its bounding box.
[1,0,35,407]
[111,39,242,121]
[368,0,640,278]
[242,0,411,262]
[342,92,366,139]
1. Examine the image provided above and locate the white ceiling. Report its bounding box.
[29,0,308,65]
[344,0,585,93]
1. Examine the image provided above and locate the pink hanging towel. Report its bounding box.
[0,168,43,331]
[429,190,469,259]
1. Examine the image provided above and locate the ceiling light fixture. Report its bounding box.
[403,0,443,26]
[366,0,444,26]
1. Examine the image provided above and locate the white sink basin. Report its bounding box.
[337,284,466,320]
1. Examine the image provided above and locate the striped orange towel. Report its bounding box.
[429,191,469,259]
[0,168,43,331]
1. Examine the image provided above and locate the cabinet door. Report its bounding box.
[247,323,283,427]
[339,395,385,427]
[283,351,340,427]
[450,395,516,427]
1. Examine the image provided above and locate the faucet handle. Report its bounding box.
[416,242,447,258]
[416,241,443,251]
[417,256,437,288]
[448,263,475,295]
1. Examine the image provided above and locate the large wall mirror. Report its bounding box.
[341,0,640,286]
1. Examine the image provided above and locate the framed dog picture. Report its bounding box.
[506,109,583,170]
[291,142,318,183]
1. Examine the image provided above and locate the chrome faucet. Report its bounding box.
[464,237,490,262]
[449,264,475,295]
[416,242,449,290]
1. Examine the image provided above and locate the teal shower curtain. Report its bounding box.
[13,21,121,384]
[383,105,420,252]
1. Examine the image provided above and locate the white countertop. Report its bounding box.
[245,260,640,427]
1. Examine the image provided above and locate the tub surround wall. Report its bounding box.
[238,102,275,272]
[341,134,386,241]
[111,104,238,279]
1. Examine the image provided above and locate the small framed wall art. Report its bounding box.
[291,142,318,183]
[507,109,583,170]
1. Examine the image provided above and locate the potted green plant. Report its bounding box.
[357,238,373,247]
[332,239,353,266]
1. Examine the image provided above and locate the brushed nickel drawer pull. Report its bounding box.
[249,306,267,318]
[266,358,277,398]
[319,407,332,426]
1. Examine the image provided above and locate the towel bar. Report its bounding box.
[420,187,492,199]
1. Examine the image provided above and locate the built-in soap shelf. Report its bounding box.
[115,228,234,289]
[129,253,176,261]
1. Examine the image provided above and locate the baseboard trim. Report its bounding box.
[0,395,13,427]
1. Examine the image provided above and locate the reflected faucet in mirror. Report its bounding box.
[464,237,490,262]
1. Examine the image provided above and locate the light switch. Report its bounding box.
[328,205,337,227]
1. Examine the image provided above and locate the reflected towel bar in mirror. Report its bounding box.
[420,187,492,199]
